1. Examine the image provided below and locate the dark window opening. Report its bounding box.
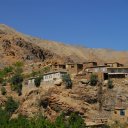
[71,65,74,68]
[120,110,125,116]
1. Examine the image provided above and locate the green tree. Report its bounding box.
[90,74,98,86]
[34,76,42,87]
[42,66,50,73]
[3,66,13,75]
[0,108,10,127]
[62,74,72,89]
[11,74,23,95]
[0,70,6,84]
[1,86,7,95]
[31,70,37,77]
[108,79,113,89]
[67,113,86,128]
[5,97,19,115]
[55,112,66,128]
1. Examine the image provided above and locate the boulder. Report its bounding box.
[103,80,108,86]
[79,79,89,84]
[54,79,63,86]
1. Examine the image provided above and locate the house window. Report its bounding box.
[114,111,117,114]
[120,110,125,116]
[71,65,74,68]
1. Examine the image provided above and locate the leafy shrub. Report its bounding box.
[0,108,10,126]
[11,74,23,95]
[42,66,50,73]
[90,74,98,86]
[62,74,72,89]
[55,112,66,127]
[5,97,19,115]
[0,110,87,128]
[1,86,7,95]
[3,66,13,75]
[55,112,86,128]
[67,113,86,128]
[108,79,113,89]
[31,70,37,77]
[34,76,42,87]
[2,79,7,86]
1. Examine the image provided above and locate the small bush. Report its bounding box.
[62,74,72,89]
[67,113,86,128]
[90,74,98,86]
[5,97,19,115]
[2,79,7,86]
[34,76,42,87]
[42,67,50,73]
[1,87,6,95]
[3,66,13,74]
[11,74,23,95]
[108,79,113,89]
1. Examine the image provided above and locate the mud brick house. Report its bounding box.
[50,64,66,71]
[104,62,124,67]
[43,71,67,82]
[85,65,110,80]
[83,61,97,69]
[27,77,36,86]
[66,63,83,75]
[110,105,128,123]
[107,67,128,79]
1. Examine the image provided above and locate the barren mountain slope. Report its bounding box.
[0,24,128,66]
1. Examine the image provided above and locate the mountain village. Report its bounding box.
[23,61,128,127]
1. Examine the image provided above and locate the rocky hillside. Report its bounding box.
[1,77,128,123]
[0,24,128,68]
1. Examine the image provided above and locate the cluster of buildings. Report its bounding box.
[43,61,128,82]
[24,62,128,127]
[25,61,128,88]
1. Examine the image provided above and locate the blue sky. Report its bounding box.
[0,0,128,50]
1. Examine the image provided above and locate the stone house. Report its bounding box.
[83,61,97,69]
[85,65,128,80]
[27,77,36,86]
[85,65,110,80]
[107,67,128,79]
[66,63,83,75]
[50,64,66,71]
[110,106,128,123]
[104,62,124,67]
[43,71,67,82]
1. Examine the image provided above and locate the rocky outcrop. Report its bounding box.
[13,85,91,121]
[54,79,63,86]
[1,36,55,62]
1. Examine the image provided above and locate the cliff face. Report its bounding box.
[0,35,54,61]
[0,25,60,67]
[0,24,75,67]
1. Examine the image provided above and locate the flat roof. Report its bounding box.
[83,61,97,64]
[108,73,128,75]
[107,67,128,69]
[66,63,83,65]
[104,62,123,64]
[86,65,110,68]
[44,71,67,75]
[115,107,126,110]
[52,64,66,66]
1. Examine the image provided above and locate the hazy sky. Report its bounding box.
[0,0,128,50]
